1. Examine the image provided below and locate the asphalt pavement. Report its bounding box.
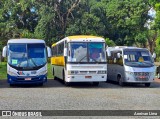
[0,78,160,118]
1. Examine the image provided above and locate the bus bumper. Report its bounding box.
[66,74,107,82]
[124,76,154,83]
[7,74,47,85]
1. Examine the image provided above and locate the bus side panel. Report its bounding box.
[53,65,64,80]
[107,64,125,81]
[51,56,65,80]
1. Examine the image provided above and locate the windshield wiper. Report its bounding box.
[17,53,27,67]
[79,55,87,62]
[29,58,37,67]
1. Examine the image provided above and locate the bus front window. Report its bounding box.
[8,43,47,68]
[28,44,47,67]
[88,43,106,62]
[124,50,154,67]
[8,44,27,67]
[68,42,106,63]
[69,43,87,62]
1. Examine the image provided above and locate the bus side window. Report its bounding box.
[117,56,123,65]
[52,46,57,56]
[58,43,64,56]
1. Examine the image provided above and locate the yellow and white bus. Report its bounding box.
[51,35,107,86]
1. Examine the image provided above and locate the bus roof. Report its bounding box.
[67,35,103,40]
[52,35,105,47]
[107,46,148,52]
[8,38,45,44]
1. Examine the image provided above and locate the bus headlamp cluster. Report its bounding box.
[8,71,17,76]
[125,71,134,75]
[39,70,47,76]
[68,70,78,75]
[98,71,107,74]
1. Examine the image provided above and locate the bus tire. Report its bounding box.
[117,75,124,86]
[158,73,160,79]
[93,82,99,86]
[53,68,57,80]
[10,84,15,87]
[52,67,55,76]
[145,83,150,87]
[63,70,70,86]
[39,83,43,86]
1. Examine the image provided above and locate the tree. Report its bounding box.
[105,38,116,46]
[33,0,81,45]
[103,0,150,46]
[153,2,160,58]
[0,0,38,43]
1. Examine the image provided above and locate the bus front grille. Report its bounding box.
[79,71,97,74]
[134,72,150,76]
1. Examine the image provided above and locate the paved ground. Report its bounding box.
[0,79,160,118]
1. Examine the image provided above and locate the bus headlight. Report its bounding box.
[39,70,47,76]
[125,71,134,75]
[8,71,17,76]
[68,70,75,75]
[98,71,107,74]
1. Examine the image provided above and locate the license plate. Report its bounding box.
[139,76,146,79]
[25,78,31,80]
[85,76,92,78]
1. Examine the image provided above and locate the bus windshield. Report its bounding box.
[8,43,47,69]
[68,42,106,63]
[123,50,154,67]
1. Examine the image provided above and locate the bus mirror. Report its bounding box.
[117,53,121,59]
[114,58,117,63]
[152,52,156,59]
[2,46,7,57]
[106,49,111,57]
[64,48,67,57]
[47,46,52,58]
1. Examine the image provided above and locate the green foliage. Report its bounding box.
[66,12,105,36]
[105,38,116,47]
[135,32,147,47]
[155,33,160,60]
[0,62,7,79]
[154,2,160,59]
[0,0,158,51]
[104,0,149,45]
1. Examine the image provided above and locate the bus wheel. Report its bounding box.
[158,73,160,79]
[63,70,70,86]
[39,83,43,86]
[93,82,99,86]
[117,75,124,86]
[53,68,58,80]
[145,83,150,87]
[10,84,15,87]
[52,68,55,76]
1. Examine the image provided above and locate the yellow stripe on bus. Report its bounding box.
[68,35,102,40]
[51,56,65,66]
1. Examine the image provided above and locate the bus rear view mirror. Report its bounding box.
[117,53,121,59]
[64,48,67,57]
[47,46,52,58]
[2,46,7,57]
[106,48,111,57]
[152,52,156,59]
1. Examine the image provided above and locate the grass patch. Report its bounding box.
[0,62,7,79]
[47,63,53,79]
[0,62,53,80]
